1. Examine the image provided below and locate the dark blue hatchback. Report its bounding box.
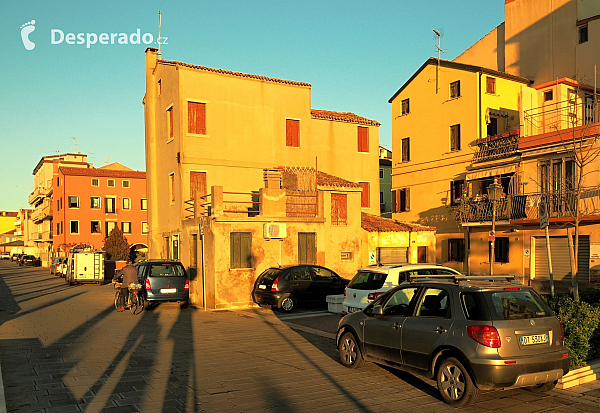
[135,260,189,309]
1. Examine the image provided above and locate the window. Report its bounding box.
[379,168,384,179]
[331,193,348,225]
[450,80,461,99]
[544,90,553,101]
[122,198,131,210]
[393,188,410,212]
[401,137,410,162]
[448,239,464,262]
[486,76,496,94]
[91,221,101,234]
[401,98,410,115]
[141,221,148,234]
[359,182,370,208]
[230,232,252,269]
[380,191,384,204]
[122,221,131,234]
[91,196,101,209]
[494,237,509,263]
[487,117,498,136]
[190,171,207,200]
[167,105,174,140]
[286,119,300,147]
[91,178,99,187]
[298,232,316,265]
[579,25,588,44]
[169,173,175,204]
[105,197,116,214]
[158,79,161,96]
[68,196,79,208]
[358,126,369,153]
[56,177,61,186]
[450,124,461,151]
[122,180,130,188]
[415,288,450,318]
[106,221,117,235]
[450,179,465,205]
[70,220,79,234]
[188,101,206,135]
[107,179,115,187]
[379,287,418,316]
[141,198,148,210]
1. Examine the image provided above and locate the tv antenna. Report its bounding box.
[158,10,162,59]
[103,157,112,165]
[433,29,446,94]
[71,136,77,152]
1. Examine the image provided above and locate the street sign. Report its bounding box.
[488,231,495,241]
[539,200,549,229]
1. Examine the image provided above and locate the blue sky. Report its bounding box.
[0,0,505,212]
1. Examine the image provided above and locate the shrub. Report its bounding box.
[544,294,600,368]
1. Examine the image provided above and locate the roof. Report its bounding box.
[317,172,362,189]
[388,57,532,103]
[311,109,381,127]
[1,229,16,235]
[0,212,18,218]
[361,212,436,232]
[158,59,311,87]
[98,162,134,171]
[60,166,146,179]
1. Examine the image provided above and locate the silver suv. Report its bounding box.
[341,264,461,315]
[336,276,569,406]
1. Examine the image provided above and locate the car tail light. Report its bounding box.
[344,289,347,297]
[184,278,189,290]
[467,325,501,348]
[271,277,280,292]
[367,292,386,301]
[503,287,520,291]
[144,279,151,290]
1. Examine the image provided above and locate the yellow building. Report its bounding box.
[0,211,17,235]
[143,48,381,308]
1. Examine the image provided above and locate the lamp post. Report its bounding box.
[488,179,503,276]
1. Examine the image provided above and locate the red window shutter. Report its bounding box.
[168,108,174,139]
[190,171,207,201]
[286,119,299,147]
[331,193,347,225]
[358,127,368,152]
[359,182,370,208]
[188,102,206,135]
[405,188,410,212]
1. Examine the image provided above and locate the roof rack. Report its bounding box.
[403,274,520,288]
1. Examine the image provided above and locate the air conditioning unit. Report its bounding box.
[263,223,287,239]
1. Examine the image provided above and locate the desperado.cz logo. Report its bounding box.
[20,20,168,50]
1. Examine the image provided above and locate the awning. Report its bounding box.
[466,164,516,181]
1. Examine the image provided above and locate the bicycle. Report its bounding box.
[113,282,145,315]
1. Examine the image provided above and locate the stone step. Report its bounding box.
[557,360,600,389]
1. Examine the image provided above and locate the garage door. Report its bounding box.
[534,235,589,283]
[376,247,408,265]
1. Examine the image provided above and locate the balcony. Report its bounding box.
[523,99,599,139]
[472,130,520,163]
[31,208,43,223]
[41,204,53,220]
[28,186,51,205]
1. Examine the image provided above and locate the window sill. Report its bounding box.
[186,133,209,138]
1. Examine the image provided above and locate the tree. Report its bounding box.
[103,227,130,261]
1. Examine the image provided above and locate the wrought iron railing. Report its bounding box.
[472,130,520,163]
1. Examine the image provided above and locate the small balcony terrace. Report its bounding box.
[472,130,520,163]
[523,98,599,140]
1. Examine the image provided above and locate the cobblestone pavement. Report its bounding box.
[1,261,599,412]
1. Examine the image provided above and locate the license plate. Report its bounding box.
[520,333,549,346]
[258,284,266,290]
[347,307,361,313]
[160,288,177,294]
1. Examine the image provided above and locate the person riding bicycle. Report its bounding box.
[113,260,138,311]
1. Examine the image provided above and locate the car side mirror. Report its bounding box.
[372,305,383,316]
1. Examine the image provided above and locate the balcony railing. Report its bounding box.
[523,99,598,137]
[452,187,600,224]
[28,186,51,205]
[472,130,520,163]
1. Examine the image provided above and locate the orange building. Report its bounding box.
[52,163,148,255]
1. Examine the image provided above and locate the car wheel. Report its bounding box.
[143,298,151,311]
[527,380,557,393]
[277,294,295,312]
[338,332,363,369]
[180,299,189,309]
[437,357,479,406]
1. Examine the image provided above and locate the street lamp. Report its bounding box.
[487,179,503,276]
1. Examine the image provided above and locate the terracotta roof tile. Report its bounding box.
[317,171,362,189]
[361,212,436,233]
[0,212,18,218]
[311,109,381,126]
[60,167,146,179]
[159,59,311,87]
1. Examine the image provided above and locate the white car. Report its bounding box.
[0,252,10,260]
[341,263,461,314]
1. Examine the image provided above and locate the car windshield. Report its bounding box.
[149,264,185,277]
[259,269,282,282]
[347,271,387,290]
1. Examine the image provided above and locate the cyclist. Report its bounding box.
[113,260,138,311]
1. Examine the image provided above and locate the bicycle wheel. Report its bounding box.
[136,294,145,315]
[114,290,124,312]
[129,291,138,315]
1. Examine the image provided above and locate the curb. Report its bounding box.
[557,359,600,389]
[0,354,6,413]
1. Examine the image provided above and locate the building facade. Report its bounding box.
[379,146,393,218]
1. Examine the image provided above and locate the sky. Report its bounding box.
[0,0,505,212]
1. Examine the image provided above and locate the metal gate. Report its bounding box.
[376,247,408,265]
[534,235,590,290]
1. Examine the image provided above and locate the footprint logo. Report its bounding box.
[20,20,36,50]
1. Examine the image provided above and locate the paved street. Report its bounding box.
[1,261,599,412]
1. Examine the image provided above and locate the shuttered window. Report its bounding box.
[230,232,252,269]
[376,247,408,265]
[450,81,461,99]
[448,239,464,262]
[393,188,410,213]
[298,232,316,265]
[486,77,496,94]
[450,180,465,205]
[359,182,370,208]
[450,124,461,151]
[401,138,410,162]
[401,98,410,115]
[105,197,116,214]
[188,102,206,135]
[358,126,369,153]
[286,119,300,147]
[167,106,174,140]
[331,193,347,225]
[190,171,207,201]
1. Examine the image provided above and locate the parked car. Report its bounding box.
[341,263,461,315]
[252,265,349,312]
[337,275,570,406]
[0,252,10,260]
[133,260,189,309]
[50,257,67,275]
[12,253,23,263]
[20,255,40,266]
